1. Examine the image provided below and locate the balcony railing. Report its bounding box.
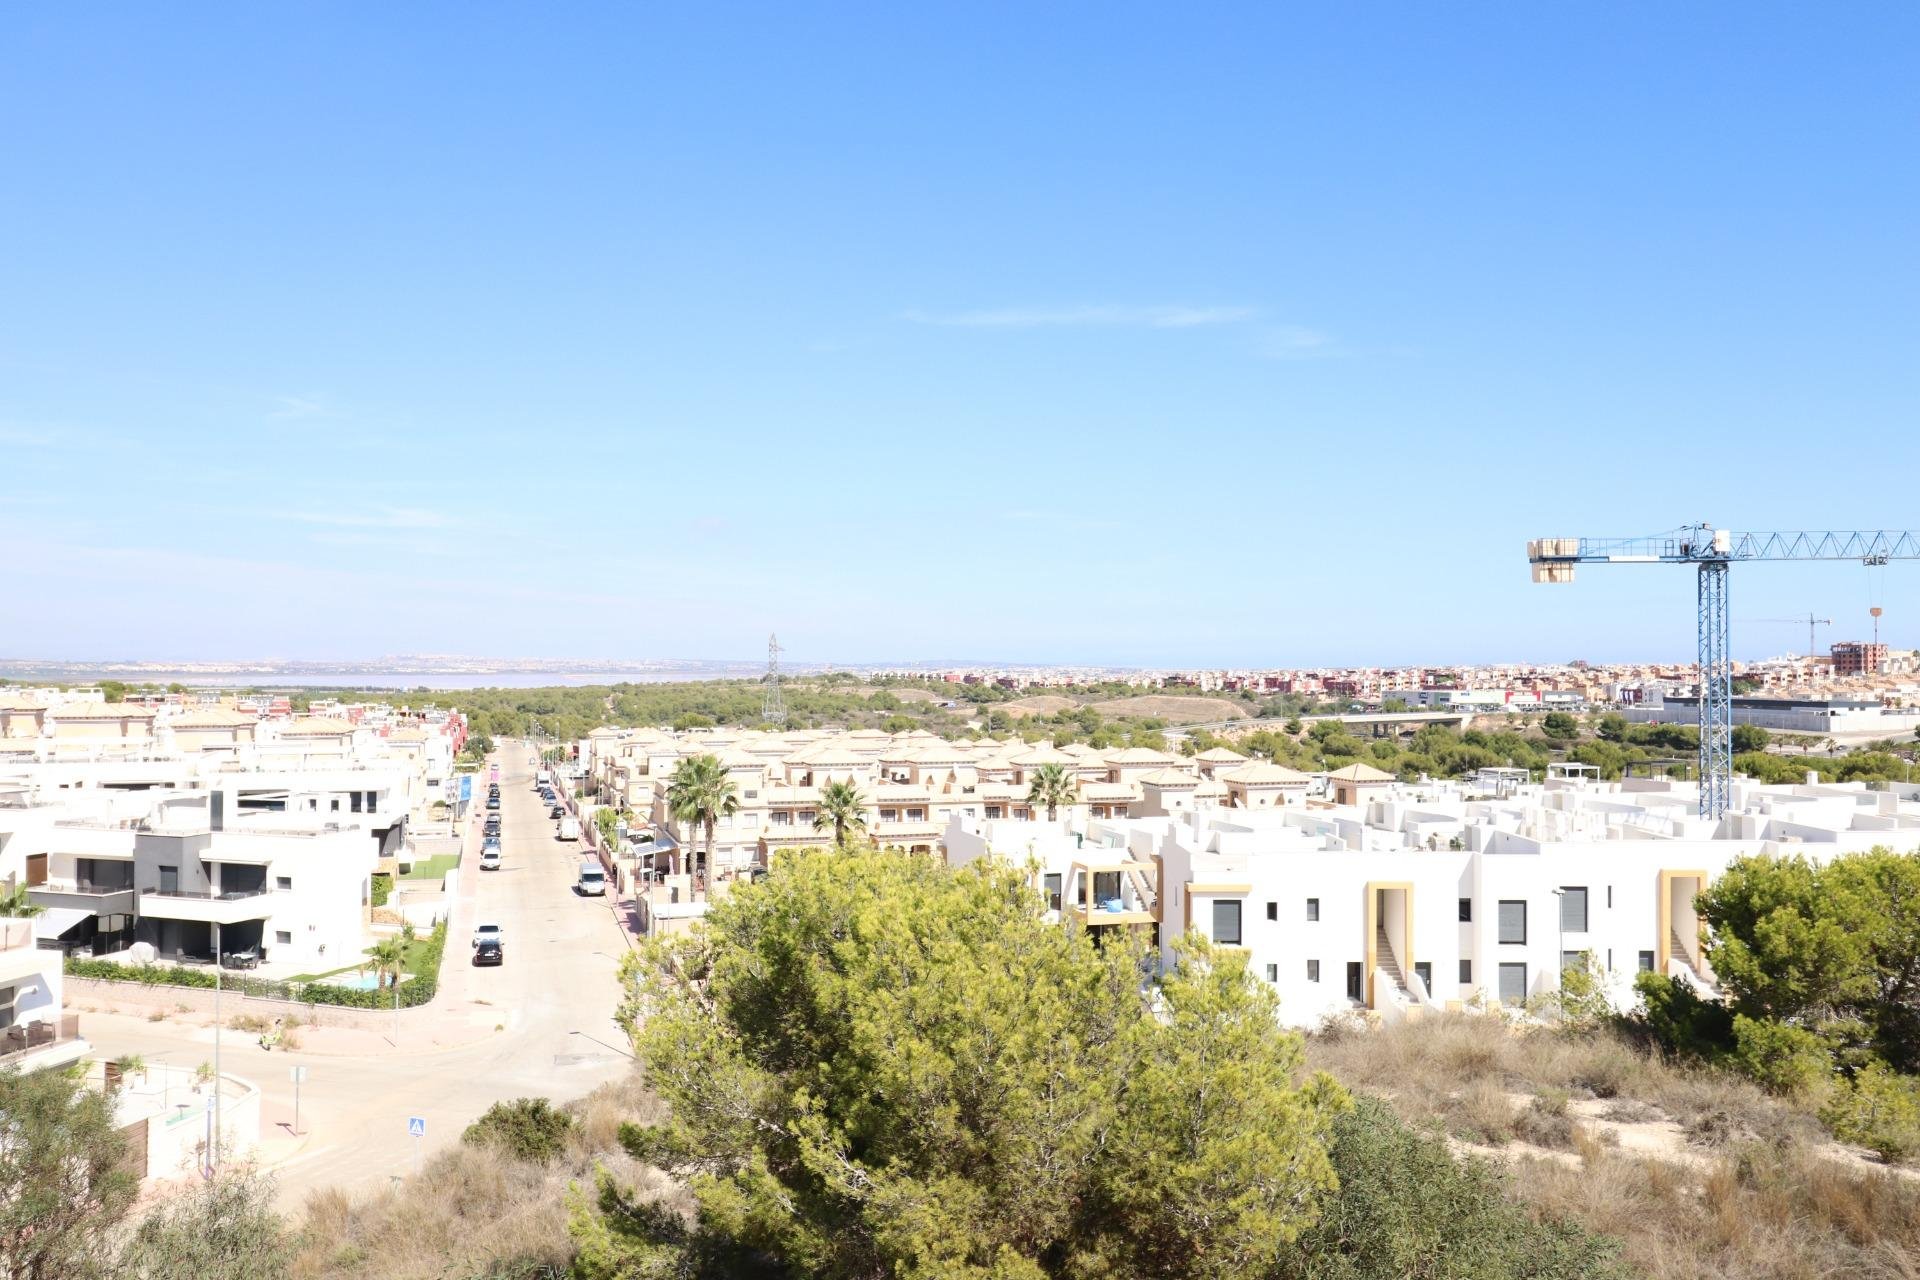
[140,885,271,902]
[39,878,137,896]
[0,1014,82,1061]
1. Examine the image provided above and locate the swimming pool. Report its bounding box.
[316,972,410,993]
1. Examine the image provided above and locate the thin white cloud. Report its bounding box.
[1257,326,1337,360]
[268,395,328,420]
[902,305,1258,330]
[281,506,453,530]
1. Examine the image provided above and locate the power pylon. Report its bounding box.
[763,633,787,725]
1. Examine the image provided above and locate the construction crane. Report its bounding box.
[1746,613,1832,659]
[1527,526,1920,819]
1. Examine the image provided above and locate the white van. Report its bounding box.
[557,816,581,841]
[577,859,607,896]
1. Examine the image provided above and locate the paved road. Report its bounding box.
[84,743,636,1204]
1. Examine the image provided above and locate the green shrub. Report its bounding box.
[1731,1015,1833,1097]
[370,873,392,908]
[1276,1096,1626,1278]
[461,1097,574,1163]
[1821,1061,1920,1163]
[1625,970,1733,1060]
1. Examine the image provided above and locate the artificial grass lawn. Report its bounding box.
[402,852,460,881]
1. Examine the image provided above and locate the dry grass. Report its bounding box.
[289,1072,681,1280]
[1519,1146,1920,1280]
[1087,694,1250,723]
[1306,1012,1920,1280]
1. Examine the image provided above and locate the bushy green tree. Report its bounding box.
[0,1066,137,1279]
[1698,849,1920,1072]
[1541,712,1579,741]
[1731,723,1771,752]
[601,847,1348,1279]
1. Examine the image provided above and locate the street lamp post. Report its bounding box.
[211,919,222,1176]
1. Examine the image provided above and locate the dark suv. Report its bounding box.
[473,938,503,966]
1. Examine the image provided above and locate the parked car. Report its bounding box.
[473,938,503,966]
[485,795,499,811]
[548,804,565,819]
[482,835,501,852]
[557,816,581,841]
[479,847,502,871]
[483,817,500,836]
[472,922,503,949]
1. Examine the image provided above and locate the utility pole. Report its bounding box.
[211,919,222,1175]
[763,634,787,726]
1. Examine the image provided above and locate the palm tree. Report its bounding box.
[666,754,739,879]
[366,937,407,990]
[1027,762,1079,822]
[813,779,868,848]
[0,884,41,918]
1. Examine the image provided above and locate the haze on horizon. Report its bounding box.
[3,6,1916,671]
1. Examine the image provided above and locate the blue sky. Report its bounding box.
[3,5,1916,669]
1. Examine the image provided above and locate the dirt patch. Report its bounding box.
[1089,695,1250,724]
[999,696,1078,719]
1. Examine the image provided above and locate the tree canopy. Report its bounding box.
[603,846,1349,1280]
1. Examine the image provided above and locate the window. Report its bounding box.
[1346,961,1363,1002]
[907,808,925,821]
[1413,961,1432,992]
[330,798,340,812]
[1458,897,1472,922]
[275,876,292,891]
[1498,962,1528,1005]
[1308,959,1321,982]
[1498,900,1527,945]
[1606,885,1613,909]
[1265,963,1278,983]
[1562,950,1585,973]
[744,790,758,800]
[275,930,292,946]
[1459,958,1472,984]
[1306,897,1320,922]
[985,805,1003,819]
[1212,900,1243,946]
[1560,886,1589,932]
[1266,901,1278,921]
[351,792,364,813]
[879,809,898,822]
[158,865,179,894]
[1043,873,1062,912]
[1638,950,1656,972]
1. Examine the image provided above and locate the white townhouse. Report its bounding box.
[946,772,1920,1029]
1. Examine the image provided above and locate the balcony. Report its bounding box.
[138,886,274,925]
[0,1014,88,1072]
[1066,858,1160,929]
[28,878,137,916]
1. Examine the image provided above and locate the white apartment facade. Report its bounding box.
[945,773,1920,1029]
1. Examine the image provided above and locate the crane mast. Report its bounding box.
[1526,525,1920,820]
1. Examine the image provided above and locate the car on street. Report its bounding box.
[557,816,581,841]
[479,847,502,871]
[471,922,503,949]
[473,937,503,966]
[482,834,501,851]
[483,817,500,836]
[548,804,565,819]
[485,795,499,811]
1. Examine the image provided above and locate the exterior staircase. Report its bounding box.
[1375,925,1412,1001]
[1668,927,1716,994]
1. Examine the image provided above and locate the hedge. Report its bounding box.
[64,920,450,1010]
